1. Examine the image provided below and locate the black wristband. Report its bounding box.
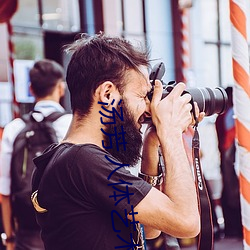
[6,235,15,243]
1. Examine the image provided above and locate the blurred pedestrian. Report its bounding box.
[0,59,72,250]
[215,86,242,238]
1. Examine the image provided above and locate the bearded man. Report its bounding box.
[31,33,201,250]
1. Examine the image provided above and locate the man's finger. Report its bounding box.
[167,82,186,99]
[151,80,163,106]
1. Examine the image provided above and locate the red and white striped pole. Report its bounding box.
[179,3,194,161]
[179,5,194,165]
[6,20,19,118]
[180,8,190,83]
[229,0,250,248]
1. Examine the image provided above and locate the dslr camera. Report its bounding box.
[148,62,228,116]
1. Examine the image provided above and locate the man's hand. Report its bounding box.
[150,80,194,139]
[192,102,205,126]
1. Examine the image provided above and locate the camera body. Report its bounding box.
[148,62,228,116]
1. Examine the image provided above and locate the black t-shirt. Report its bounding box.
[33,143,152,250]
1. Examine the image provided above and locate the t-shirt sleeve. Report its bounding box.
[0,119,25,195]
[73,145,152,214]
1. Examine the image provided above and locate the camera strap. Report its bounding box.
[192,122,214,250]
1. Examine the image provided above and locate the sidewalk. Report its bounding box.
[181,237,243,250]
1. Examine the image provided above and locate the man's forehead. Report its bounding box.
[123,66,151,93]
[138,65,151,90]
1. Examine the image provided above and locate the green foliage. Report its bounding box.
[14,39,36,60]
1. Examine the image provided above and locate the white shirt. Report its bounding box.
[0,100,72,196]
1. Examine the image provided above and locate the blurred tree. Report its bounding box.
[14,38,36,60]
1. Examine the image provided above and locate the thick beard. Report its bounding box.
[104,100,143,167]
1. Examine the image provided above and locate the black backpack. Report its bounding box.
[10,110,64,230]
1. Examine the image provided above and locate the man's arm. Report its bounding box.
[0,120,23,250]
[1,195,15,250]
[129,81,200,238]
[140,126,161,239]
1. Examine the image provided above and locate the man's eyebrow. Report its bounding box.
[138,69,152,93]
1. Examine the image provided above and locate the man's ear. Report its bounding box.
[29,83,35,97]
[58,81,66,98]
[96,81,118,105]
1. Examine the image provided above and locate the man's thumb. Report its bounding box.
[151,80,163,106]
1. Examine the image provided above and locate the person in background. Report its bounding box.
[199,115,225,239]
[0,59,72,250]
[215,86,242,238]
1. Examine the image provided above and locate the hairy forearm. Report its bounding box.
[159,132,198,216]
[141,133,159,175]
[140,126,162,238]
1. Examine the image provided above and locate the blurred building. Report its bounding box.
[1,0,250,124]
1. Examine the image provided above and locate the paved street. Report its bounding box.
[181,237,243,250]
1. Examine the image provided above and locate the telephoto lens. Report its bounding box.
[187,87,228,116]
[148,62,228,116]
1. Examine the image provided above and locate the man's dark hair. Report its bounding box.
[29,59,64,98]
[65,32,150,117]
